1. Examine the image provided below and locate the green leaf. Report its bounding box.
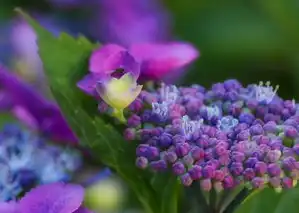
[16,9,160,213]
[235,187,299,213]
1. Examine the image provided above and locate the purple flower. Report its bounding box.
[95,0,170,47]
[0,182,93,213]
[0,65,77,144]
[77,43,198,96]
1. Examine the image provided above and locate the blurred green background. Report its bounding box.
[2,0,299,212]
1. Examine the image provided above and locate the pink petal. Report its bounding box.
[89,44,126,73]
[130,42,199,80]
[0,201,19,213]
[19,183,84,213]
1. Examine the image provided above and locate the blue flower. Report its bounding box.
[0,124,82,201]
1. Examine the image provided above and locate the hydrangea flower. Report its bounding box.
[0,182,93,213]
[99,79,299,193]
[0,65,77,144]
[0,124,81,201]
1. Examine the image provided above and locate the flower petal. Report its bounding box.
[19,183,84,213]
[130,42,199,80]
[77,74,102,96]
[90,45,140,79]
[89,44,126,73]
[73,207,94,213]
[0,201,19,213]
[0,64,77,144]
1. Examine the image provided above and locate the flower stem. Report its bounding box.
[222,188,252,213]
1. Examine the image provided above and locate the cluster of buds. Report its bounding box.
[0,124,82,201]
[99,79,299,193]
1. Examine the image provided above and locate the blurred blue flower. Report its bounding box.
[0,124,82,201]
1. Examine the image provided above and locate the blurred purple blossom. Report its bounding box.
[0,182,93,213]
[95,0,171,47]
[93,0,199,82]
[0,65,77,144]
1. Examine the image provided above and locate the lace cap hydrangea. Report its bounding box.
[99,79,299,193]
[0,124,82,201]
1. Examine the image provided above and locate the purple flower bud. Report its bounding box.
[214,170,225,181]
[202,166,215,178]
[200,179,212,191]
[180,173,193,186]
[281,108,291,120]
[284,126,298,138]
[129,98,143,112]
[215,145,228,156]
[239,112,255,125]
[136,144,149,157]
[136,157,148,169]
[250,124,264,135]
[196,137,209,148]
[191,147,204,161]
[252,177,265,189]
[218,153,230,166]
[269,177,281,188]
[215,131,227,140]
[231,151,245,162]
[267,163,281,177]
[263,121,278,133]
[237,130,251,141]
[158,133,173,148]
[183,155,194,166]
[173,134,186,144]
[254,161,267,175]
[224,79,242,90]
[256,135,270,145]
[282,157,297,171]
[265,150,281,163]
[246,99,258,110]
[283,147,294,158]
[175,143,190,157]
[147,146,160,160]
[243,168,255,180]
[230,162,244,176]
[204,148,214,161]
[128,114,141,127]
[141,110,152,122]
[150,160,167,171]
[124,128,136,141]
[293,144,299,155]
[223,175,234,189]
[244,157,258,168]
[188,165,202,180]
[282,177,293,189]
[172,162,186,175]
[165,151,178,163]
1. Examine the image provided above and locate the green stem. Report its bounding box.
[217,186,244,213]
[222,188,252,213]
[209,188,217,212]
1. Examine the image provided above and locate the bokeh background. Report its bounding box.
[1,0,299,212]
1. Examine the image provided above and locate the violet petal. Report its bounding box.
[19,183,84,213]
[130,42,199,80]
